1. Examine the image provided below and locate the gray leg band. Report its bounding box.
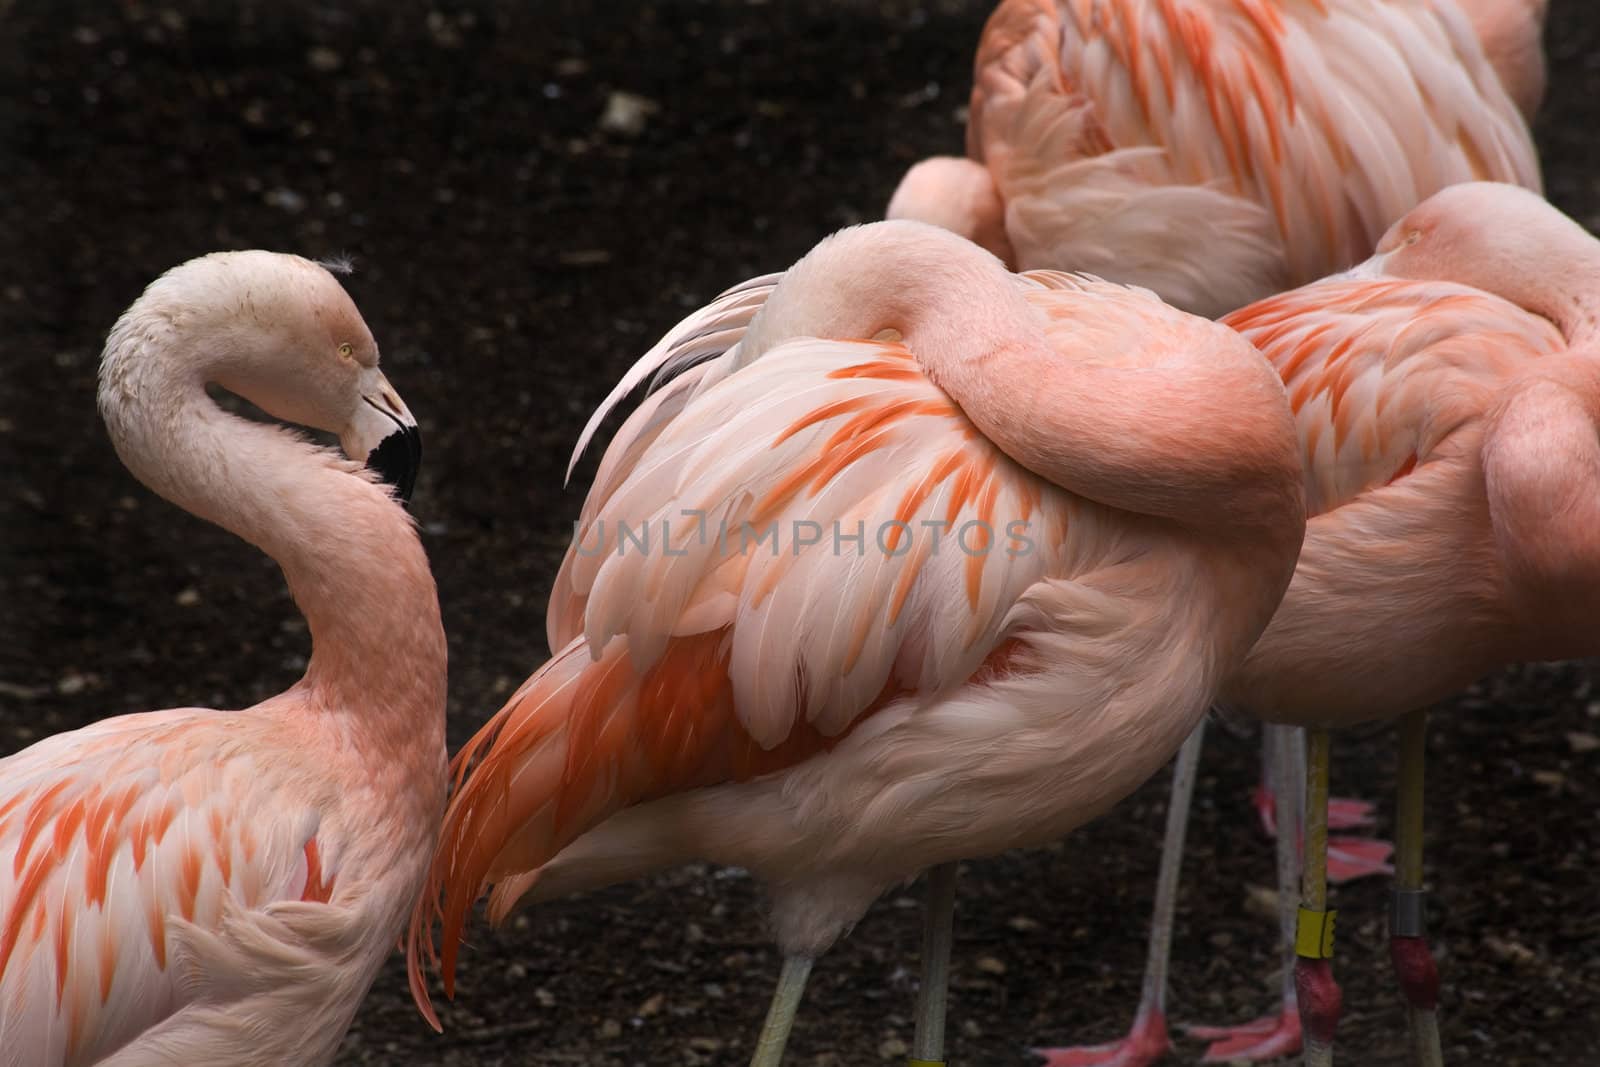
[1391,888,1427,938]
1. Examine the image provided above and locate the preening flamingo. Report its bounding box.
[404,220,1308,1064]
[1053,181,1600,1067]
[0,253,446,1066]
[886,0,1542,319]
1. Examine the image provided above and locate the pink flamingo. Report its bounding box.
[404,220,1308,1065]
[882,2,1546,1062]
[0,253,445,1066]
[890,0,1543,868]
[887,0,1543,320]
[1046,181,1600,1067]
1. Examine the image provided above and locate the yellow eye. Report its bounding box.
[338,342,354,358]
[1404,230,1422,247]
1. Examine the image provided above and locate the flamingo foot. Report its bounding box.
[1254,788,1379,836]
[1326,835,1394,883]
[1032,1006,1170,1067]
[1252,783,1277,837]
[1186,1006,1302,1062]
[1327,796,1377,830]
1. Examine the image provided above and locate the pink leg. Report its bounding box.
[1186,724,1303,1063]
[1033,723,1208,1067]
[1254,733,1379,835]
[1296,957,1343,1063]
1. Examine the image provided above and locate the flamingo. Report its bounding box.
[1229,181,1600,1067]
[882,2,1547,1062]
[0,252,446,1066]
[1048,181,1600,1067]
[404,219,1308,1065]
[885,0,1543,319]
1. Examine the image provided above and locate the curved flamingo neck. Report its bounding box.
[1392,206,1600,349]
[1510,224,1600,348]
[742,220,1305,670]
[98,316,447,742]
[742,221,1303,536]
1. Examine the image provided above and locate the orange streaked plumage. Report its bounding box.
[404,221,1308,1064]
[890,0,1542,318]
[1040,182,1600,1066]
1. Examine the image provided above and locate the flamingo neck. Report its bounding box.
[1460,218,1600,349]
[744,221,1302,533]
[1525,240,1600,350]
[98,324,447,749]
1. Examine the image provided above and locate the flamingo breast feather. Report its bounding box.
[0,712,341,1067]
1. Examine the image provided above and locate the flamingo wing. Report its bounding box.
[1223,276,1566,514]
[560,329,1071,746]
[0,712,340,1067]
[970,0,1538,296]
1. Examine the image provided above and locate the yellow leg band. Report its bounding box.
[1295,906,1337,960]
[908,1061,947,1067]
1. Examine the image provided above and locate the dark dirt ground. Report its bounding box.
[4,2,1600,1064]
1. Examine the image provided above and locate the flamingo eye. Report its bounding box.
[1404,230,1422,247]
[338,342,354,359]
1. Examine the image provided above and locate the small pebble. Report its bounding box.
[599,91,659,137]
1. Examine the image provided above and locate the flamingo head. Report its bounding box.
[109,250,424,503]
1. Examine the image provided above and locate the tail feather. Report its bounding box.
[404,625,866,1024]
[405,639,600,1018]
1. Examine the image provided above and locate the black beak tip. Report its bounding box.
[368,425,422,506]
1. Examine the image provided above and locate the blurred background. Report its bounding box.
[4,2,1599,1063]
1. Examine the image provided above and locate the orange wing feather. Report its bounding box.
[0,713,342,1062]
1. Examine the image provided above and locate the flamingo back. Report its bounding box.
[1224,277,1566,516]
[967,0,1539,313]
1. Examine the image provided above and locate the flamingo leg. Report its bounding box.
[1032,721,1203,1067]
[1294,728,1341,1067]
[1256,727,1390,881]
[750,955,814,1067]
[1187,723,1302,1062]
[911,863,959,1066]
[1253,727,1378,836]
[1391,709,1443,1067]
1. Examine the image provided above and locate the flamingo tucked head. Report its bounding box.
[99,250,423,502]
[886,156,1016,267]
[1354,183,1600,339]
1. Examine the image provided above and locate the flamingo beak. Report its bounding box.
[342,367,422,505]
